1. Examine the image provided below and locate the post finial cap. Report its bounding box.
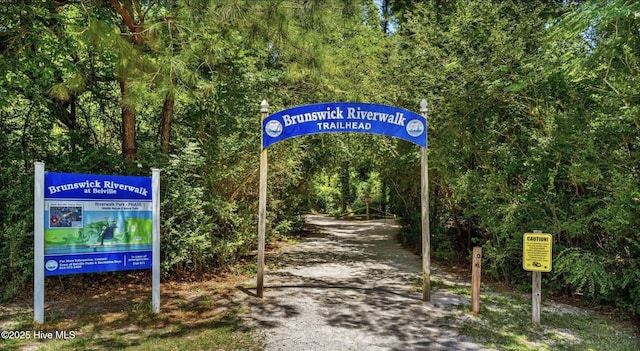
[420,99,428,113]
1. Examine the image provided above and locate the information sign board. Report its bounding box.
[43,172,153,276]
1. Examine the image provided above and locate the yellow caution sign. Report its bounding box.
[523,233,552,272]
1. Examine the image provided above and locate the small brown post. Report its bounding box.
[471,246,482,314]
[364,197,371,220]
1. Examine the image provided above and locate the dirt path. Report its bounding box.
[238,215,490,351]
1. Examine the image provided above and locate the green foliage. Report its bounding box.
[310,173,342,213]
[555,245,640,314]
[1,0,640,319]
[554,248,615,300]
[160,143,214,274]
[0,207,33,302]
[383,0,640,317]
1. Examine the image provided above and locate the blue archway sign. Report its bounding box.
[262,102,427,149]
[257,100,432,303]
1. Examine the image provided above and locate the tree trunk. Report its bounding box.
[120,79,136,160]
[339,161,350,213]
[160,88,175,154]
[53,97,79,132]
[108,0,147,159]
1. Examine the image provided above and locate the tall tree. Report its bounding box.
[107,0,154,159]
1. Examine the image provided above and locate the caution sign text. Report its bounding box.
[523,233,553,272]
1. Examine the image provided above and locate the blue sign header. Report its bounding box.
[45,172,152,200]
[262,102,427,149]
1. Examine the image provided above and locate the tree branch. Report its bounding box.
[108,0,143,46]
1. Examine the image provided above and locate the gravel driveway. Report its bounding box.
[239,215,491,351]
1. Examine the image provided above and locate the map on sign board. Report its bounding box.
[523,233,553,272]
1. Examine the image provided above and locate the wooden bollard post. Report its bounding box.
[364,197,371,220]
[471,246,482,314]
[523,230,551,325]
[532,271,542,324]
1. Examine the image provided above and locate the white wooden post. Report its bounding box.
[257,100,269,297]
[471,246,482,313]
[420,99,431,302]
[152,168,161,313]
[34,162,45,324]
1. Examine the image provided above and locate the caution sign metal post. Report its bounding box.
[523,231,552,325]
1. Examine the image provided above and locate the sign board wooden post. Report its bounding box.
[523,231,552,324]
[152,168,161,313]
[420,99,431,302]
[471,246,482,314]
[532,271,542,324]
[34,162,45,323]
[257,100,269,298]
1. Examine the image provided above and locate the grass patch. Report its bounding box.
[457,292,639,350]
[36,313,262,351]
[407,276,470,296]
[230,261,258,276]
[409,273,639,351]
[1,307,262,351]
[1,281,263,351]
